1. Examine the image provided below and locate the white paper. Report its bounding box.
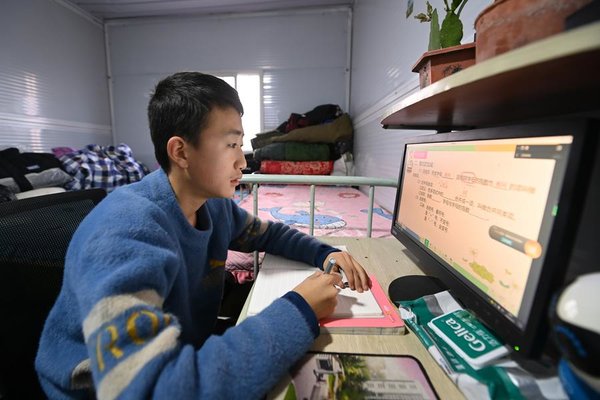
[247,254,382,318]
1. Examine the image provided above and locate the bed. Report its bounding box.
[226,174,398,283]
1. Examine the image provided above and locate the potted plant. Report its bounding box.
[406,0,476,88]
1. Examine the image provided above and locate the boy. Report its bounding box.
[36,72,370,399]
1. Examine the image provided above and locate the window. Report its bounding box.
[216,73,261,151]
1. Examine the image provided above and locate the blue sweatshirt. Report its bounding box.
[35,169,338,399]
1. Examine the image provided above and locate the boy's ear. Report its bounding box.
[166,136,189,169]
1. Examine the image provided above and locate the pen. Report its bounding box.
[325,258,349,288]
[324,257,336,274]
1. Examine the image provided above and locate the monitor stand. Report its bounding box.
[388,275,448,303]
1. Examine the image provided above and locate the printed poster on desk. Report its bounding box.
[267,352,439,400]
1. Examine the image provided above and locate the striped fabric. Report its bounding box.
[60,144,149,192]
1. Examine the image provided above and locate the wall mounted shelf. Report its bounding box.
[381,21,600,131]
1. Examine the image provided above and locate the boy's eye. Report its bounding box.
[228,142,244,149]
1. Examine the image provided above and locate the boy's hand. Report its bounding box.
[323,251,371,293]
[293,271,343,320]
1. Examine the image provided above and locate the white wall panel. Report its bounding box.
[350,0,486,118]
[350,0,487,209]
[108,10,348,74]
[107,8,350,168]
[263,69,347,130]
[0,0,111,152]
[0,120,110,153]
[111,74,163,169]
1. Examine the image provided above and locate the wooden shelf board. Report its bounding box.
[382,22,600,130]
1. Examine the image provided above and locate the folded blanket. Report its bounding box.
[270,114,353,144]
[254,142,331,161]
[251,130,286,150]
[276,104,343,133]
[259,160,334,175]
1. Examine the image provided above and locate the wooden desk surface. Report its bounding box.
[240,237,465,399]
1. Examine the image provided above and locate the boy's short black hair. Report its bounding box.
[148,72,244,172]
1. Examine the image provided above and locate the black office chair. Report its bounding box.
[0,189,106,399]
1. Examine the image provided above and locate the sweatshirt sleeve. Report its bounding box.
[81,287,317,399]
[156,295,316,400]
[228,203,340,268]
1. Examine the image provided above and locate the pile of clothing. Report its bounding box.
[0,144,149,203]
[0,147,73,202]
[251,104,354,175]
[58,144,149,192]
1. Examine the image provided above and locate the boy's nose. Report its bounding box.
[237,150,247,170]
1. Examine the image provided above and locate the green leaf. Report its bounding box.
[450,0,463,12]
[414,12,430,23]
[440,12,463,48]
[428,9,441,51]
[406,0,414,18]
[426,1,433,16]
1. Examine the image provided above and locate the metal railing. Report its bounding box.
[238,174,398,277]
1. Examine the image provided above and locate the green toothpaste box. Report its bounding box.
[428,309,508,367]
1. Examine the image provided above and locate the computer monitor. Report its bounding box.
[390,120,597,358]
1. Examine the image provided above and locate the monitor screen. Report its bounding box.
[391,120,596,357]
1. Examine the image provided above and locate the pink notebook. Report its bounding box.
[247,254,405,335]
[320,274,405,335]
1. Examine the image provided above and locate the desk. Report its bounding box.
[239,237,465,399]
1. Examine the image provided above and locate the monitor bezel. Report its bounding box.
[391,119,598,358]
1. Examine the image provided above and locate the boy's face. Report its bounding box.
[184,106,246,201]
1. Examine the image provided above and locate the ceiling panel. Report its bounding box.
[67,0,353,20]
